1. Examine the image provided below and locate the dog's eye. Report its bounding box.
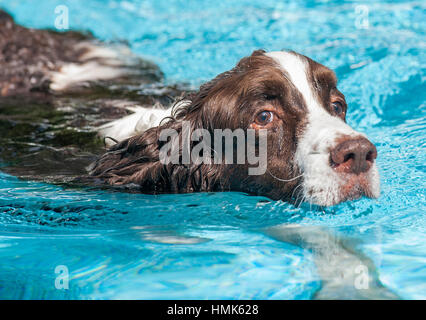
[332,101,344,115]
[255,111,273,125]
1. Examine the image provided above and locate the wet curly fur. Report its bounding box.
[88,72,236,194]
[87,50,302,199]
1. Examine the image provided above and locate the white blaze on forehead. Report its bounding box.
[266,51,320,111]
[265,50,358,138]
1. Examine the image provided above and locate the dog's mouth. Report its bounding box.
[294,164,381,207]
[338,172,376,202]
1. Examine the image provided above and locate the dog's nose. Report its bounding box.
[330,137,377,174]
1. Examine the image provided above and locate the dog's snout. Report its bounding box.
[330,137,377,174]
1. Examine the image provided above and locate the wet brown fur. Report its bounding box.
[88,50,340,201]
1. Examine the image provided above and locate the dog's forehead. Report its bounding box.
[265,51,337,109]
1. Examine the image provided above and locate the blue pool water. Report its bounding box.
[0,0,425,299]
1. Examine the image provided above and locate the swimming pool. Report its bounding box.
[0,0,425,299]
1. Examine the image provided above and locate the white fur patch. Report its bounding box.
[50,43,141,91]
[98,105,172,146]
[98,100,191,145]
[266,51,380,205]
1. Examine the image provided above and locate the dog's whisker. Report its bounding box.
[267,170,303,183]
[293,187,303,207]
[297,194,306,208]
[291,183,304,200]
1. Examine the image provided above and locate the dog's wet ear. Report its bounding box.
[0,10,14,23]
[235,49,267,70]
[251,49,266,56]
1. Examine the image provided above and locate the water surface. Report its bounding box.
[0,0,425,299]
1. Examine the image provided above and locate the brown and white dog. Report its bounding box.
[89,50,380,206]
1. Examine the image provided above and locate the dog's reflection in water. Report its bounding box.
[132,222,398,299]
[266,224,399,300]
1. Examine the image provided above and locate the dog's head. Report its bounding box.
[90,50,380,206]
